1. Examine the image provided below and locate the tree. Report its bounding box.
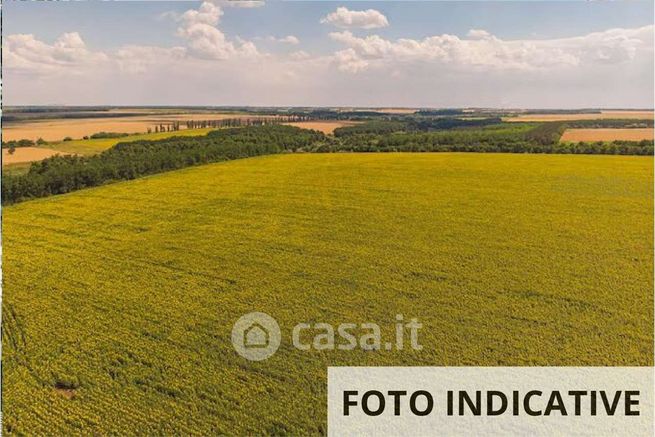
[2,125,327,205]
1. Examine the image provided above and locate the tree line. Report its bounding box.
[150,115,311,133]
[4,121,652,205]
[333,117,503,137]
[327,121,653,154]
[2,126,325,205]
[565,119,654,129]
[318,133,653,155]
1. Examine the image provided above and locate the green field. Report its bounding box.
[43,128,216,155]
[3,153,653,434]
[2,162,33,177]
[33,128,214,156]
[2,128,217,177]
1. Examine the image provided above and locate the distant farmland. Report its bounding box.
[37,128,216,157]
[1,128,216,178]
[561,128,654,142]
[505,110,654,122]
[2,147,71,165]
[283,121,359,134]
[3,153,652,435]
[2,113,274,142]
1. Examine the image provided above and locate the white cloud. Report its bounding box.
[467,29,492,40]
[289,50,310,61]
[279,35,300,45]
[2,4,651,110]
[216,0,265,8]
[333,48,368,73]
[260,35,300,45]
[174,1,259,60]
[176,23,236,60]
[2,32,108,74]
[2,2,261,76]
[321,7,389,30]
[551,26,652,64]
[180,1,223,26]
[329,25,653,73]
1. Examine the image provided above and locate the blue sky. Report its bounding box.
[6,2,653,50]
[3,1,654,107]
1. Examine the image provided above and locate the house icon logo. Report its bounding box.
[231,312,281,361]
[244,322,269,348]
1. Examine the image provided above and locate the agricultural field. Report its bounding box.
[2,128,216,176]
[351,108,417,114]
[3,153,652,435]
[373,108,417,114]
[2,113,270,142]
[2,147,71,165]
[283,121,359,134]
[560,128,654,142]
[39,128,216,157]
[2,162,34,177]
[505,110,654,122]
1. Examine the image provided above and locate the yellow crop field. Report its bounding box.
[3,115,270,142]
[2,147,71,165]
[41,128,216,156]
[504,111,654,122]
[560,128,654,142]
[2,129,216,177]
[2,153,653,434]
[283,121,359,134]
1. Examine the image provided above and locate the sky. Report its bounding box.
[3,1,654,108]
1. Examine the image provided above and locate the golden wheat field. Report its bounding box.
[2,114,275,142]
[560,128,654,142]
[505,111,654,122]
[283,121,359,134]
[2,147,71,165]
[2,129,216,172]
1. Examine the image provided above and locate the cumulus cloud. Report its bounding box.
[279,35,300,45]
[329,25,654,73]
[333,48,369,73]
[173,1,259,60]
[176,24,235,60]
[551,26,652,64]
[467,29,492,40]
[289,50,310,61]
[217,0,265,8]
[2,2,262,76]
[180,1,223,26]
[260,35,300,45]
[2,3,652,109]
[321,7,389,30]
[3,32,108,74]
